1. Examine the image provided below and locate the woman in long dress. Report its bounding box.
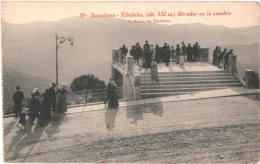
[56,85,68,114]
[108,81,119,108]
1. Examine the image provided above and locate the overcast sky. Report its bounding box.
[1,1,259,28]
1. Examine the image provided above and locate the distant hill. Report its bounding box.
[2,68,52,111]
[2,17,259,84]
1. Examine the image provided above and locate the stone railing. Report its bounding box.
[229,55,259,89]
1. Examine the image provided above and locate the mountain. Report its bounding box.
[2,17,259,85]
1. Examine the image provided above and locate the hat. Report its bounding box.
[145,40,148,43]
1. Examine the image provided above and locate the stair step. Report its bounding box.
[141,76,236,81]
[140,83,241,89]
[141,70,228,75]
[141,79,239,85]
[141,73,231,78]
[140,86,240,93]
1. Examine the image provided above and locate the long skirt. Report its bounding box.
[57,95,67,114]
[108,93,119,108]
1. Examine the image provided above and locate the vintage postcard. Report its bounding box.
[1,1,259,163]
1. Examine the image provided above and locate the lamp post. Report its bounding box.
[55,35,73,90]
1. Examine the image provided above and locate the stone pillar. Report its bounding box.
[228,55,237,75]
[245,70,256,89]
[133,74,141,100]
[126,56,134,74]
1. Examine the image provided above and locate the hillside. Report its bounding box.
[2,68,52,111]
[2,17,259,84]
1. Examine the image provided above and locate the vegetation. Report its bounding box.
[70,74,106,92]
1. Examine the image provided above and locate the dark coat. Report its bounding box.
[13,91,24,104]
[29,97,41,113]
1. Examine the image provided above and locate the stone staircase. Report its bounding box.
[140,70,242,98]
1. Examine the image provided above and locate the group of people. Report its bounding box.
[13,83,68,127]
[212,46,234,70]
[104,78,119,108]
[119,41,201,69]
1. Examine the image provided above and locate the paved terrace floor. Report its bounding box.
[3,87,259,162]
[133,61,222,73]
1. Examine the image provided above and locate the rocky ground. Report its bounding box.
[3,94,259,163]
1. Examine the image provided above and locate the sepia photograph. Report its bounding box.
[1,1,260,163]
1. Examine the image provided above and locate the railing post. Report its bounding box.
[126,56,134,74]
[133,74,141,100]
[228,55,237,75]
[245,70,256,89]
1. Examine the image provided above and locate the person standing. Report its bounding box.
[13,86,24,118]
[161,43,168,62]
[49,83,56,113]
[217,48,227,68]
[213,46,218,66]
[41,89,51,120]
[181,42,187,61]
[108,80,119,108]
[175,44,181,64]
[187,43,193,62]
[143,40,151,69]
[192,44,200,62]
[195,42,201,61]
[165,46,170,66]
[170,46,175,62]
[151,45,156,60]
[179,53,185,68]
[104,78,113,106]
[29,89,43,126]
[151,59,159,82]
[155,44,161,63]
[135,42,142,64]
[223,49,233,70]
[56,85,68,114]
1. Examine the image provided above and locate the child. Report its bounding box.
[138,58,143,71]
[179,53,185,68]
[17,112,26,130]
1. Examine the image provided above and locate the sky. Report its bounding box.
[1,1,259,28]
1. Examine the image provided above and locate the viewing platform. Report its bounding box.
[111,49,259,100]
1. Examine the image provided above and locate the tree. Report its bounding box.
[70,74,106,92]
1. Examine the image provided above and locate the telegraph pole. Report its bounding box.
[55,35,73,90]
[56,35,58,90]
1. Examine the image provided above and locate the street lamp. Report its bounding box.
[55,35,73,90]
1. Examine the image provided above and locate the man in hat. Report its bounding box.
[223,49,234,70]
[192,44,200,62]
[217,48,227,68]
[104,77,113,106]
[13,86,24,118]
[162,43,168,62]
[49,83,56,113]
